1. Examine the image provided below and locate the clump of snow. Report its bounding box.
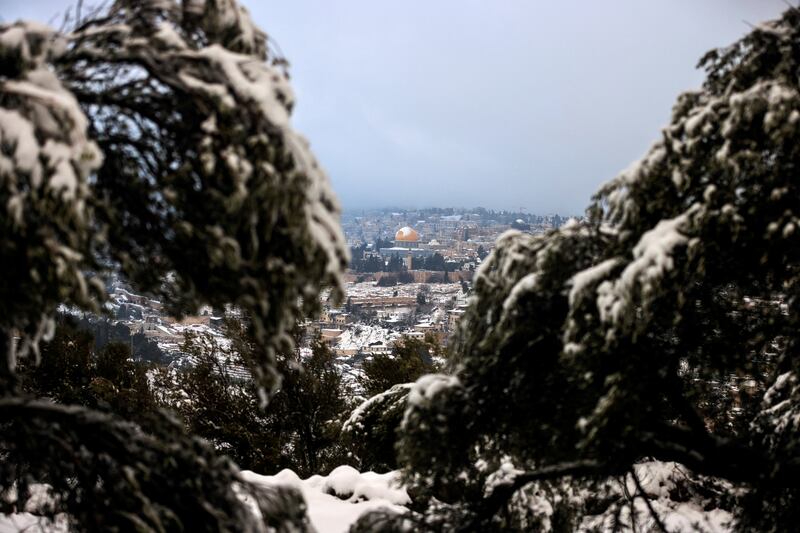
[568,258,621,307]
[597,206,697,326]
[502,272,539,314]
[0,483,67,533]
[0,21,103,369]
[483,456,524,497]
[407,374,460,408]
[322,465,363,499]
[351,471,409,504]
[0,514,68,533]
[578,462,733,532]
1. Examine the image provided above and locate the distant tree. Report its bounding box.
[131,331,168,364]
[362,255,384,273]
[476,245,489,260]
[350,257,364,272]
[18,317,156,426]
[416,291,427,306]
[377,276,396,287]
[375,237,393,250]
[157,330,280,474]
[359,336,441,398]
[348,243,368,272]
[271,337,354,476]
[75,317,131,351]
[386,253,404,272]
[424,253,446,272]
[160,323,354,478]
[18,320,95,406]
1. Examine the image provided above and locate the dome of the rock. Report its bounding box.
[395,226,420,242]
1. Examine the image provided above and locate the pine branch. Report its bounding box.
[629,467,670,533]
[480,460,604,519]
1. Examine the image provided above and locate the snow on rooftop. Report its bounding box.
[336,325,394,352]
[343,281,460,304]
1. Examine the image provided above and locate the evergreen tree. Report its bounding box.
[18,317,158,431]
[362,255,383,273]
[385,253,404,273]
[160,322,354,478]
[157,330,282,474]
[358,336,441,399]
[0,1,345,529]
[271,337,354,476]
[424,253,446,272]
[375,237,393,250]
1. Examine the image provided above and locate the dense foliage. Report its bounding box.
[18,318,155,423]
[12,313,357,529]
[160,323,354,476]
[359,335,442,398]
[0,0,346,530]
[0,0,348,400]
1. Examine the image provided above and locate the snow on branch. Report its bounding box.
[54,0,349,399]
[0,22,104,370]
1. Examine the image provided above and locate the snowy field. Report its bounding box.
[0,467,409,533]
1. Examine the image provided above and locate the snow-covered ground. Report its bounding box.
[0,513,68,533]
[0,484,67,533]
[149,321,230,357]
[335,324,398,353]
[577,462,732,532]
[241,466,409,533]
[0,461,736,532]
[0,467,408,533]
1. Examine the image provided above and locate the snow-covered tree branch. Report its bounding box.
[0,1,348,529]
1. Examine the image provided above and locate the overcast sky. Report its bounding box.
[2,1,787,214]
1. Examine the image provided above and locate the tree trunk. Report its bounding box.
[0,328,18,395]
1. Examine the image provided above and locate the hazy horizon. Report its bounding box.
[2,0,787,213]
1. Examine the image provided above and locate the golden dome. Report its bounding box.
[395,226,420,242]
